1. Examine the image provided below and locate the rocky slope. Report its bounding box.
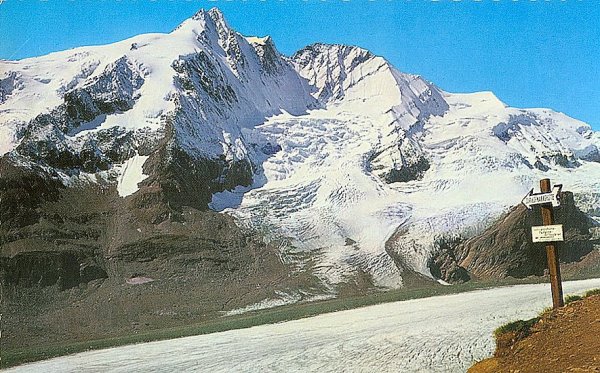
[470,293,600,373]
[0,159,318,350]
[429,192,599,283]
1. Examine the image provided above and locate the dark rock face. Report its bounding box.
[427,235,470,284]
[0,251,107,290]
[534,159,550,172]
[260,142,282,155]
[253,37,284,75]
[542,153,580,169]
[0,155,291,299]
[577,145,600,163]
[0,71,23,104]
[429,192,595,282]
[0,164,301,351]
[74,56,145,114]
[0,162,111,291]
[0,156,300,356]
[140,142,253,216]
[106,212,263,282]
[492,113,538,143]
[383,156,430,183]
[172,52,237,105]
[0,158,63,229]
[370,137,431,184]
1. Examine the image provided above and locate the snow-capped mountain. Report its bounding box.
[1,8,599,295]
[1,8,315,206]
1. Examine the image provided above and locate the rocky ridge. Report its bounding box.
[428,192,599,284]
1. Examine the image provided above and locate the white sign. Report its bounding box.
[522,184,562,210]
[532,224,564,243]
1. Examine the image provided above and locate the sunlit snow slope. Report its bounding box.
[212,45,600,291]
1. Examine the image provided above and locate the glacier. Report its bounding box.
[7,278,600,373]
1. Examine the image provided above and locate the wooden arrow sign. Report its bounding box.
[521,184,562,210]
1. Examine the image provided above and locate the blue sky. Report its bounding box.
[1,0,599,130]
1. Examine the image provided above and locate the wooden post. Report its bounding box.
[540,178,564,309]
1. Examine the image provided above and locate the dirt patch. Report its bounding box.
[470,295,600,372]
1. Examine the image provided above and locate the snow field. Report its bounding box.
[215,87,600,292]
[217,111,414,288]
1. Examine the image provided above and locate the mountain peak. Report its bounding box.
[191,7,225,23]
[292,42,386,104]
[207,7,226,21]
[1,5,598,301]
[206,7,230,33]
[180,7,231,36]
[293,43,375,63]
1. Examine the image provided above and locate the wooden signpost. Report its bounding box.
[522,178,564,309]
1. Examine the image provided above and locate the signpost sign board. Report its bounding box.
[531,224,564,243]
[521,184,562,209]
[523,178,564,309]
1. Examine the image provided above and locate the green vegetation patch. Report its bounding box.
[564,294,584,304]
[494,317,540,339]
[584,288,600,297]
[537,306,553,318]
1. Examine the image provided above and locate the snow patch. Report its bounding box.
[209,183,256,211]
[223,84,600,289]
[0,124,18,156]
[225,291,335,316]
[126,276,154,285]
[116,154,150,197]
